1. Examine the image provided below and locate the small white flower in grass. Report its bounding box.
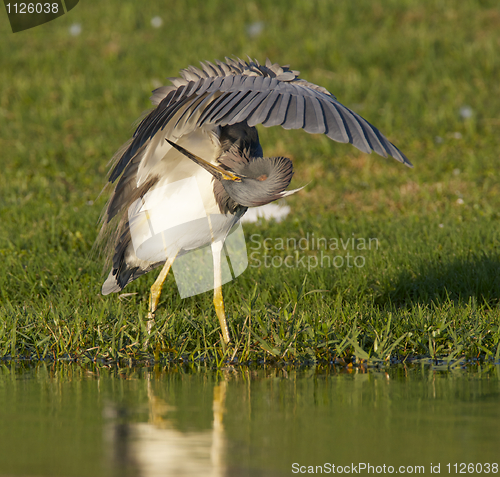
[459,106,473,120]
[438,223,444,228]
[452,132,462,139]
[69,23,82,36]
[151,16,163,28]
[246,21,264,38]
[456,198,464,205]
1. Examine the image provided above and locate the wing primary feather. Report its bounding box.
[183,94,212,124]
[172,97,206,131]
[206,76,225,93]
[220,90,262,124]
[303,96,326,134]
[371,125,412,165]
[196,77,215,96]
[336,106,372,153]
[323,102,350,143]
[140,96,191,141]
[247,90,279,127]
[201,61,219,77]
[273,93,291,126]
[206,92,261,124]
[188,91,219,122]
[295,94,305,129]
[219,75,235,92]
[216,59,231,75]
[205,90,250,123]
[353,113,411,165]
[184,78,202,97]
[281,95,299,129]
[228,75,246,90]
[354,114,390,157]
[249,76,265,90]
[111,95,196,181]
[198,93,233,124]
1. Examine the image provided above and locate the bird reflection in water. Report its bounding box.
[104,376,227,477]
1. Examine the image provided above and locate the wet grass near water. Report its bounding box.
[1,0,500,365]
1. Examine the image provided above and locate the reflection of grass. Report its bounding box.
[1,0,499,363]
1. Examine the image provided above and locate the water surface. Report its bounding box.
[1,363,499,476]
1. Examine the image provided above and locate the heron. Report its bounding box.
[99,57,411,344]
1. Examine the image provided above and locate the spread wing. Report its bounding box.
[109,57,411,185]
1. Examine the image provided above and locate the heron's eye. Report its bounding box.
[256,174,268,181]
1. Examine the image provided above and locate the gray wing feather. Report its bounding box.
[333,105,371,154]
[221,90,262,124]
[282,95,301,130]
[260,91,284,127]
[295,94,305,129]
[202,61,219,77]
[229,75,248,91]
[247,90,279,126]
[219,75,235,91]
[273,93,291,126]
[206,76,225,94]
[184,78,202,97]
[323,103,351,143]
[207,91,250,123]
[249,75,265,90]
[109,58,411,183]
[182,91,219,123]
[304,96,326,135]
[199,92,236,124]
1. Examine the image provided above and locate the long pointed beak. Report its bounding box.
[166,139,242,182]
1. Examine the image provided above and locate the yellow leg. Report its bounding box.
[211,240,230,344]
[214,284,230,344]
[147,255,175,334]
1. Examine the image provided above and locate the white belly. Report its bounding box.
[127,126,240,263]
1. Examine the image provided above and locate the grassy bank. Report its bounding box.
[1,0,499,363]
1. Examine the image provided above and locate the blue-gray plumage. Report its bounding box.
[99,57,411,344]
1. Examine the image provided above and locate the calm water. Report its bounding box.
[0,363,499,477]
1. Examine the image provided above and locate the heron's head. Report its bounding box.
[166,140,296,207]
[218,151,294,206]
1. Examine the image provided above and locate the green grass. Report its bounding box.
[1,0,500,364]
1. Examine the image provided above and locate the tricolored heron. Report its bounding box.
[99,57,411,344]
